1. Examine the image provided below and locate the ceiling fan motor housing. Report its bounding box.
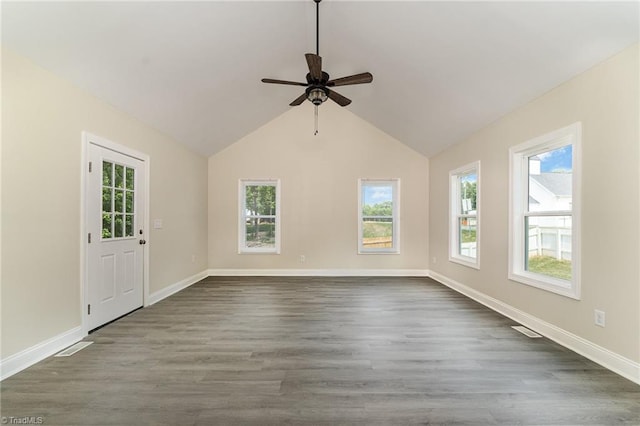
[306,72,330,85]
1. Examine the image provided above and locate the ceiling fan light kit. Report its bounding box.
[307,87,328,106]
[261,0,373,134]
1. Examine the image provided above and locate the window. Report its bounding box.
[358,179,400,254]
[102,161,135,239]
[509,123,581,299]
[449,162,480,268]
[238,179,280,254]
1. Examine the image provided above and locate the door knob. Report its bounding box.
[139,239,146,245]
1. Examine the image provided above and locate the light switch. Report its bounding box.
[153,219,163,229]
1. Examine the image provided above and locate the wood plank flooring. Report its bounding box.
[2,276,639,425]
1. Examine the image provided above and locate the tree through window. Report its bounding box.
[239,180,280,254]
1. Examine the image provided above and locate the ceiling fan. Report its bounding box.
[261,0,373,131]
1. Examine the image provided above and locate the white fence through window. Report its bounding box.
[528,226,572,260]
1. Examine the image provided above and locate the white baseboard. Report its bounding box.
[147,269,209,305]
[207,268,429,277]
[428,270,640,385]
[0,326,83,381]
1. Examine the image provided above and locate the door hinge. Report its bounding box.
[88,233,92,244]
[88,304,91,315]
[88,161,92,172]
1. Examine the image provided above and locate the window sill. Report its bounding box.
[449,256,480,270]
[238,249,281,255]
[358,250,400,255]
[508,271,580,300]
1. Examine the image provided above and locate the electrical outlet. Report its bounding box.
[191,254,196,263]
[299,255,306,263]
[594,309,605,327]
[432,257,437,264]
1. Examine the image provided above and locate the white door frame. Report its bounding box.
[80,131,150,336]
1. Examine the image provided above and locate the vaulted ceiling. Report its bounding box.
[3,1,638,157]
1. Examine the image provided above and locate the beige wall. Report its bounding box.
[429,44,640,362]
[209,102,429,271]
[1,49,208,359]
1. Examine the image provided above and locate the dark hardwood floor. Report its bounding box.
[2,276,639,425]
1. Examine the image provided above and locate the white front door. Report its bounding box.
[87,142,145,331]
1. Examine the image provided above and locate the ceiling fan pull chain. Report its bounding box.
[314,105,319,135]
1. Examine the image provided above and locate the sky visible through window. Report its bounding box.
[363,185,392,207]
[460,173,477,184]
[538,145,572,172]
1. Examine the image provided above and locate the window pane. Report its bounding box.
[125,191,134,213]
[245,185,277,216]
[114,189,124,213]
[114,164,124,188]
[125,215,134,237]
[528,145,572,212]
[458,217,477,259]
[102,214,112,239]
[362,184,393,216]
[245,217,276,248]
[526,215,572,280]
[102,188,112,212]
[125,167,135,190]
[102,161,113,186]
[360,180,398,254]
[239,180,280,254]
[362,218,393,248]
[459,173,477,214]
[114,214,124,238]
[449,164,479,266]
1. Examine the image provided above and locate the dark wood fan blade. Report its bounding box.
[327,72,373,87]
[305,53,323,82]
[327,89,351,107]
[262,78,308,87]
[289,93,307,106]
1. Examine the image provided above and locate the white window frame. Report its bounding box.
[358,179,400,254]
[508,122,581,299]
[449,161,480,269]
[238,179,281,254]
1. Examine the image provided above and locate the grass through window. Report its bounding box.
[363,221,392,248]
[528,255,571,280]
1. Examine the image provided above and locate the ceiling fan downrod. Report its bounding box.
[315,0,320,56]
[314,0,321,136]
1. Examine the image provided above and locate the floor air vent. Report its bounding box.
[511,325,542,338]
[55,341,93,357]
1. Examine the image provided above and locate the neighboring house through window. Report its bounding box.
[449,162,480,269]
[238,179,281,254]
[509,123,581,299]
[358,179,400,254]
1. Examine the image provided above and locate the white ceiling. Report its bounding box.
[2,1,638,157]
